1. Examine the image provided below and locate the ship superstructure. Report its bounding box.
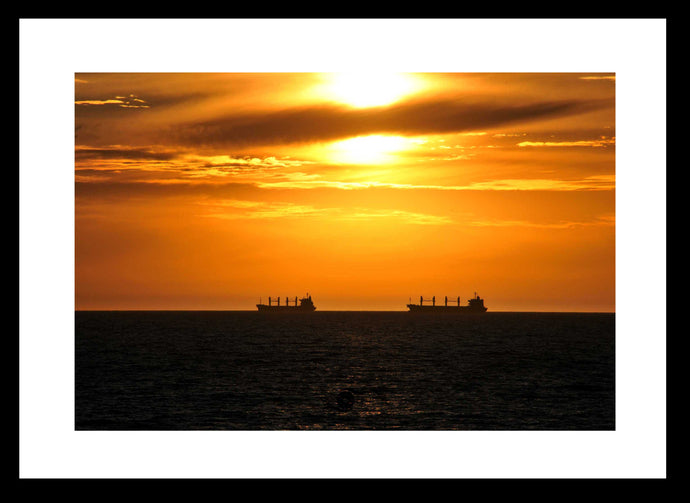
[407,292,487,313]
[257,294,316,312]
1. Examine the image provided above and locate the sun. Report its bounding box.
[329,135,411,164]
[319,72,421,108]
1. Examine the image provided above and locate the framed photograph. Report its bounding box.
[20,18,666,479]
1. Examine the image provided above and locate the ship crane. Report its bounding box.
[419,296,436,306]
[443,296,461,306]
[267,296,285,306]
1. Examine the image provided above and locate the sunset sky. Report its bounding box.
[75,72,615,311]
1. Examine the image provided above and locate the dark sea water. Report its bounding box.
[75,311,615,430]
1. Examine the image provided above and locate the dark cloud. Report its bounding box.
[75,179,261,202]
[165,97,610,149]
[75,147,181,162]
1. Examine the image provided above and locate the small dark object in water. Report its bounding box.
[336,390,355,411]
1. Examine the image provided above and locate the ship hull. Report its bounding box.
[256,305,316,312]
[407,304,487,313]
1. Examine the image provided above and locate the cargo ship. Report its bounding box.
[256,294,316,312]
[407,293,487,313]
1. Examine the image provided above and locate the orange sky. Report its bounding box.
[75,72,615,311]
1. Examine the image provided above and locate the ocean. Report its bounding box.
[75,311,614,430]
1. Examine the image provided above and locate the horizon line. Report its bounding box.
[74,308,615,314]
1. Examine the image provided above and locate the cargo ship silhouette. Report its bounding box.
[256,294,316,312]
[407,292,487,313]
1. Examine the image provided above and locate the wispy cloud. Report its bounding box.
[75,147,315,184]
[75,144,615,192]
[457,176,615,191]
[518,138,615,148]
[199,198,613,227]
[203,200,330,220]
[468,214,615,229]
[255,176,615,192]
[341,209,453,225]
[200,200,453,225]
[75,94,150,108]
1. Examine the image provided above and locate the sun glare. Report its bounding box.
[329,135,411,164]
[321,72,421,108]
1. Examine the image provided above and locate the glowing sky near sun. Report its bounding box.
[75,72,615,311]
